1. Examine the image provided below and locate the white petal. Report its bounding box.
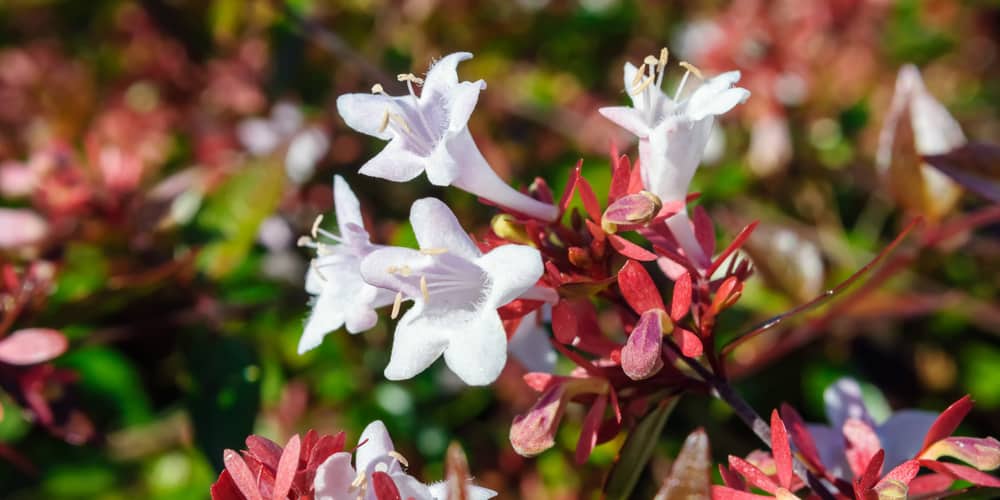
[360,247,433,300]
[908,70,966,156]
[336,93,396,140]
[598,106,651,138]
[300,282,347,353]
[313,452,356,500]
[823,378,876,433]
[877,410,938,470]
[442,310,507,386]
[425,139,461,186]
[383,305,450,380]
[643,117,713,202]
[409,198,481,260]
[477,244,543,307]
[383,473,434,500]
[356,420,396,472]
[427,481,497,500]
[237,119,280,155]
[508,311,556,373]
[358,140,427,182]
[300,259,382,352]
[285,128,329,184]
[446,80,485,134]
[622,62,639,95]
[333,175,364,230]
[685,71,749,121]
[422,52,474,100]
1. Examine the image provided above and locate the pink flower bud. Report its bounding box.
[601,190,662,233]
[921,437,1000,471]
[510,383,566,456]
[621,309,670,380]
[0,208,48,249]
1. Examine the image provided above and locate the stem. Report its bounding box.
[663,339,836,500]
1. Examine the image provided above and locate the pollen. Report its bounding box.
[391,291,403,319]
[371,83,385,94]
[396,73,424,85]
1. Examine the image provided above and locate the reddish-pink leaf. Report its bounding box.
[844,419,882,479]
[779,404,825,472]
[708,221,759,277]
[855,449,885,495]
[245,435,283,470]
[223,449,264,500]
[609,155,631,202]
[371,471,402,500]
[693,206,715,258]
[210,471,244,500]
[272,434,300,500]
[710,276,740,314]
[608,234,658,261]
[0,328,68,365]
[618,260,665,313]
[728,456,778,494]
[709,486,773,500]
[575,394,607,464]
[919,395,973,455]
[673,327,702,358]
[770,410,793,489]
[559,161,583,214]
[718,464,746,490]
[577,176,601,222]
[919,459,1000,488]
[670,273,692,322]
[907,472,955,496]
[881,459,919,486]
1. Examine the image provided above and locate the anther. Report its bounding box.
[658,47,669,69]
[396,73,424,85]
[391,291,403,319]
[643,55,660,66]
[679,61,704,79]
[388,450,409,468]
[630,75,656,95]
[296,235,313,248]
[311,214,324,239]
[371,83,385,94]
[420,276,429,302]
[419,247,448,255]
[630,63,647,87]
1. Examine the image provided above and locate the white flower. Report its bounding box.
[360,198,544,385]
[336,52,557,221]
[807,378,937,478]
[599,50,748,266]
[237,101,329,184]
[298,176,395,354]
[313,421,496,500]
[507,308,557,373]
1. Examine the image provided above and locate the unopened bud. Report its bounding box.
[491,213,532,245]
[601,191,662,233]
[568,246,592,268]
[621,309,670,380]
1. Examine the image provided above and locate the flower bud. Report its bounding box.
[920,437,1000,471]
[621,309,671,380]
[491,213,532,245]
[601,190,662,233]
[509,384,567,456]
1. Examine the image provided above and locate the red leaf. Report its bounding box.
[301,430,318,459]
[919,395,973,455]
[718,464,746,490]
[709,486,773,500]
[844,419,882,479]
[881,459,919,486]
[371,471,402,500]
[245,436,283,471]
[693,206,715,258]
[769,410,793,489]
[779,404,825,472]
[559,160,583,215]
[670,273,692,322]
[552,300,580,344]
[710,276,740,314]
[673,327,702,358]
[907,473,955,496]
[223,449,264,500]
[618,260,666,313]
[707,221,759,277]
[210,471,244,500]
[919,459,1000,488]
[577,176,601,222]
[854,449,885,494]
[608,234,657,261]
[575,394,608,464]
[728,456,778,494]
[272,434,300,500]
[0,328,68,365]
[609,155,631,202]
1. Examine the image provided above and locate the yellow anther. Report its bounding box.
[630,63,647,87]
[419,247,448,255]
[679,61,704,79]
[643,55,660,66]
[371,83,385,94]
[351,470,366,488]
[311,214,324,239]
[420,276,429,302]
[398,265,412,277]
[388,450,409,468]
[630,75,656,96]
[396,73,425,85]
[296,235,313,248]
[391,291,403,319]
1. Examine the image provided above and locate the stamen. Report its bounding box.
[351,471,366,488]
[658,47,669,70]
[388,450,409,468]
[311,260,328,281]
[678,61,703,79]
[396,73,424,85]
[311,214,324,239]
[643,55,659,66]
[388,113,412,134]
[371,83,385,94]
[391,291,403,319]
[630,63,647,88]
[377,110,391,133]
[419,247,448,255]
[420,275,429,302]
[630,75,656,96]
[296,235,314,248]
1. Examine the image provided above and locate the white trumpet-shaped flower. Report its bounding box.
[360,198,544,385]
[336,52,558,221]
[313,420,496,500]
[599,49,749,266]
[298,176,395,354]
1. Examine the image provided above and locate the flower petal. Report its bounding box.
[336,93,395,140]
[313,452,357,500]
[508,310,556,373]
[442,310,508,385]
[383,472,435,500]
[356,420,397,472]
[477,244,543,307]
[300,282,347,353]
[445,81,485,134]
[877,409,937,469]
[334,175,365,229]
[409,198,481,260]
[823,378,876,434]
[0,328,68,365]
[685,71,750,121]
[358,140,427,182]
[383,306,450,381]
[598,106,650,137]
[422,52,474,101]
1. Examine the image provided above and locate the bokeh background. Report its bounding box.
[0,0,998,498]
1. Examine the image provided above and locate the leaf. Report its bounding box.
[653,428,712,500]
[923,142,1000,202]
[769,410,793,489]
[0,328,68,365]
[186,335,261,472]
[196,159,286,278]
[223,450,264,500]
[919,395,973,455]
[918,459,1000,488]
[272,434,300,500]
[618,260,665,313]
[576,394,608,464]
[609,234,658,261]
[728,456,777,494]
[604,397,678,500]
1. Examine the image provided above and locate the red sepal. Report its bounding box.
[618,260,665,313]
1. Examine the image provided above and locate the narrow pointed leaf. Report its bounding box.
[919,395,973,455]
[272,434,300,500]
[604,398,678,500]
[654,428,712,500]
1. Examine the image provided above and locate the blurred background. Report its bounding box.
[0,0,998,498]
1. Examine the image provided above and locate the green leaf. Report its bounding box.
[603,397,678,499]
[196,160,286,279]
[50,243,109,304]
[184,334,261,472]
[58,346,154,427]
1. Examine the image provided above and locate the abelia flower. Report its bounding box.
[506,308,557,374]
[238,101,330,184]
[336,52,558,221]
[313,421,496,500]
[599,48,748,265]
[298,176,395,354]
[876,65,965,220]
[360,197,544,385]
